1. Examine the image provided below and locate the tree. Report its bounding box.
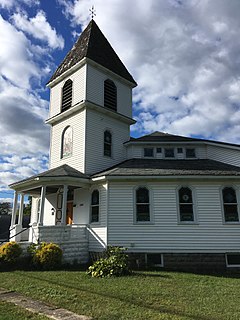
[23,196,32,215]
[0,202,12,215]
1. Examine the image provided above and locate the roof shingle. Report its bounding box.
[48,20,136,85]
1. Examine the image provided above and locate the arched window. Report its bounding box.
[178,187,194,222]
[222,187,239,222]
[61,79,73,112]
[91,190,99,223]
[136,187,150,222]
[104,130,112,157]
[104,79,117,111]
[61,126,73,158]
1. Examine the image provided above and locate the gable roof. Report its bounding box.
[92,158,240,178]
[48,20,137,85]
[125,131,240,148]
[10,164,89,188]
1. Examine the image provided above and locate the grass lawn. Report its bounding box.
[0,270,239,320]
[0,301,49,320]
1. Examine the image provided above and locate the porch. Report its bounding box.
[7,165,104,262]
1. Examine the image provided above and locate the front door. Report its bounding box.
[66,202,73,225]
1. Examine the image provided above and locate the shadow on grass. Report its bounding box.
[22,272,221,320]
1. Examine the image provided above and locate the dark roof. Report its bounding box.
[125,131,240,148]
[48,20,136,85]
[92,159,240,177]
[10,164,89,187]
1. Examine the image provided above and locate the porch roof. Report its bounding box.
[9,164,90,191]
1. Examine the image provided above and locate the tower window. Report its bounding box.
[104,130,112,157]
[91,190,99,223]
[61,126,73,158]
[104,79,117,111]
[61,79,73,112]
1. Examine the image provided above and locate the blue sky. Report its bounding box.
[1,0,240,202]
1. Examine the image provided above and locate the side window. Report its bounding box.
[144,148,154,157]
[222,187,239,222]
[178,187,195,222]
[104,79,117,111]
[61,79,73,112]
[61,126,73,158]
[164,148,175,158]
[186,148,196,158]
[136,187,150,222]
[104,130,112,157]
[90,190,99,223]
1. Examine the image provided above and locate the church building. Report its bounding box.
[9,20,240,270]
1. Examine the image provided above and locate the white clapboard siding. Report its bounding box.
[50,109,86,171]
[207,145,240,167]
[85,108,129,174]
[86,64,132,118]
[88,183,108,251]
[107,181,240,252]
[49,65,87,118]
[127,144,207,159]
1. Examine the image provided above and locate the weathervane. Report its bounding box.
[89,5,96,20]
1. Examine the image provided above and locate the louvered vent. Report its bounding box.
[62,79,73,112]
[104,79,117,111]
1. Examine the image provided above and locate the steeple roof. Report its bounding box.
[48,20,137,85]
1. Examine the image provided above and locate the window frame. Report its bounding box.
[221,186,240,224]
[185,148,196,159]
[164,147,175,159]
[103,130,112,158]
[134,186,153,224]
[90,189,100,224]
[177,186,197,224]
[61,126,73,159]
[143,147,154,158]
[225,253,240,268]
[61,79,73,112]
[104,79,117,111]
[145,253,164,267]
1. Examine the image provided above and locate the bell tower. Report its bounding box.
[46,20,137,174]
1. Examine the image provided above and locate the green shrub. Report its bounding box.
[28,242,62,270]
[0,242,22,265]
[87,246,130,278]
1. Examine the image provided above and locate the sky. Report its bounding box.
[1,0,240,202]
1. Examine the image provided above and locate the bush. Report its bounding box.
[28,242,62,270]
[87,246,130,278]
[0,241,22,265]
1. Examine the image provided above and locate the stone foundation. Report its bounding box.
[127,252,227,272]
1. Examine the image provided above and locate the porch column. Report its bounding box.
[18,193,24,226]
[11,191,18,227]
[61,185,68,225]
[38,186,46,225]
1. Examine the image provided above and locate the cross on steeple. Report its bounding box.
[89,5,96,20]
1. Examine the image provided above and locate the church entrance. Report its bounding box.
[66,202,73,225]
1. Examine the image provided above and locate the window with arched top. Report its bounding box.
[136,187,150,222]
[222,187,239,222]
[104,79,117,111]
[61,79,73,112]
[104,130,112,157]
[90,190,99,223]
[178,187,195,222]
[61,126,73,158]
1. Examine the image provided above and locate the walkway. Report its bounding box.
[0,288,92,320]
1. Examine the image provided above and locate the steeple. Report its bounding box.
[48,20,137,86]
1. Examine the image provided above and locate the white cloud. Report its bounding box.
[59,0,240,144]
[12,11,64,50]
[0,0,40,9]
